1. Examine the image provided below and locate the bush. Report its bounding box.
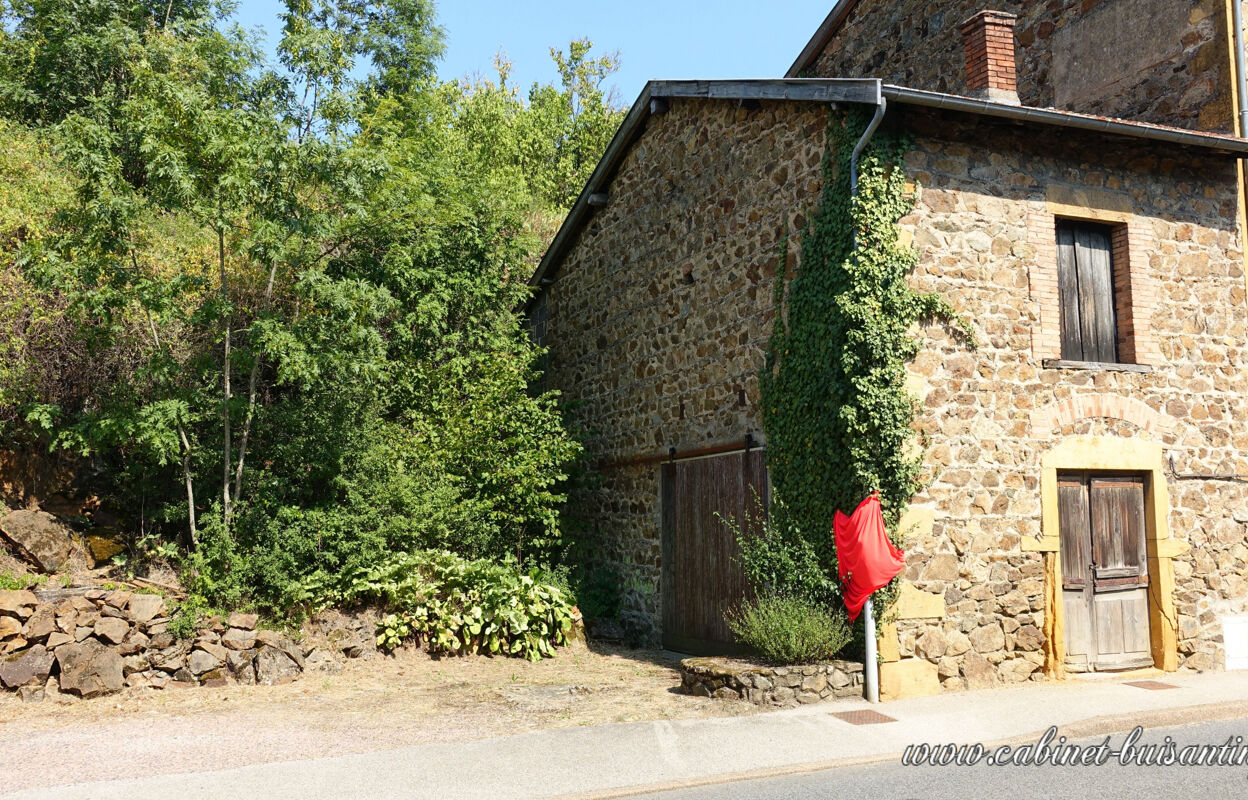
[722,492,840,608]
[726,593,852,665]
[306,550,576,662]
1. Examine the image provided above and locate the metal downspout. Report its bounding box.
[850,96,888,210]
[1234,0,1248,136]
[849,92,886,705]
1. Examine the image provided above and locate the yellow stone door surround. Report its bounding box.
[1023,436,1189,679]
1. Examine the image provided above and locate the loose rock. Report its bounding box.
[45,632,72,649]
[56,641,125,698]
[0,510,74,573]
[22,608,55,642]
[188,647,224,675]
[0,644,55,688]
[254,645,300,685]
[221,627,256,650]
[227,612,259,631]
[93,616,130,645]
[0,616,22,639]
[126,594,164,624]
[0,590,37,618]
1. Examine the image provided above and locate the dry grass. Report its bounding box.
[0,640,761,793]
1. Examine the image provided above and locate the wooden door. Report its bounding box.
[661,449,766,654]
[1058,472,1152,671]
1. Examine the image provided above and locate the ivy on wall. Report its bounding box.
[759,108,972,609]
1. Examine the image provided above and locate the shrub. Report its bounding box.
[728,494,840,608]
[726,593,852,665]
[0,570,45,591]
[306,549,576,662]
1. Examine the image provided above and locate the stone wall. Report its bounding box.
[0,588,378,702]
[805,0,1237,132]
[543,94,1248,686]
[680,657,864,705]
[544,99,832,638]
[894,106,1248,687]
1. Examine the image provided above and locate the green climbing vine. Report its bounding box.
[757,108,973,614]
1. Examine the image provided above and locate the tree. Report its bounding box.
[0,1,595,610]
[455,39,626,218]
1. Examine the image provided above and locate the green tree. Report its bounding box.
[2,1,590,611]
[0,1,223,121]
[455,39,625,219]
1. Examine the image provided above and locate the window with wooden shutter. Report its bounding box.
[1056,220,1119,363]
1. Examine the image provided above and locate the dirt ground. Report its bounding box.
[0,640,760,793]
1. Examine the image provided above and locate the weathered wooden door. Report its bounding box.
[1058,473,1152,671]
[660,449,767,654]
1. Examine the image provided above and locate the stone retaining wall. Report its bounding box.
[680,657,864,706]
[0,588,373,703]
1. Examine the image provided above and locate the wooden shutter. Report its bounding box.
[1058,477,1091,588]
[1088,476,1147,587]
[1057,224,1084,361]
[1056,220,1118,363]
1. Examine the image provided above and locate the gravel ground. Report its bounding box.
[0,641,759,794]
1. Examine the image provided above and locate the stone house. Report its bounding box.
[529,2,1248,697]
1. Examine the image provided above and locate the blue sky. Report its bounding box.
[232,1,834,103]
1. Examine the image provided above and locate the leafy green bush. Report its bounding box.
[307,550,576,662]
[166,595,210,641]
[0,3,590,619]
[725,493,841,608]
[726,593,851,665]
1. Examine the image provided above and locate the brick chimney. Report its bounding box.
[959,10,1020,105]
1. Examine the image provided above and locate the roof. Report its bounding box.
[528,78,1248,294]
[786,0,863,79]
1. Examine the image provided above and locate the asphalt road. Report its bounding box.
[634,717,1248,800]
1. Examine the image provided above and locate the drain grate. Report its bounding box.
[831,709,897,725]
[1123,680,1180,691]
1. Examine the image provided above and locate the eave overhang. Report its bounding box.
[527,78,1248,300]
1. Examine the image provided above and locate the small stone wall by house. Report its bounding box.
[0,589,379,703]
[680,657,864,706]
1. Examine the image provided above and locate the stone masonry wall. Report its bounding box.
[0,588,311,701]
[0,588,379,702]
[680,656,864,705]
[896,106,1248,688]
[807,0,1237,133]
[544,99,831,638]
[544,96,1248,684]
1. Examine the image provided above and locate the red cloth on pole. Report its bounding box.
[834,493,906,622]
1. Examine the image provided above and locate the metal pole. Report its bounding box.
[849,85,885,706]
[864,595,879,703]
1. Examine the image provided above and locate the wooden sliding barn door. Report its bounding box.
[1059,473,1152,671]
[660,449,767,654]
